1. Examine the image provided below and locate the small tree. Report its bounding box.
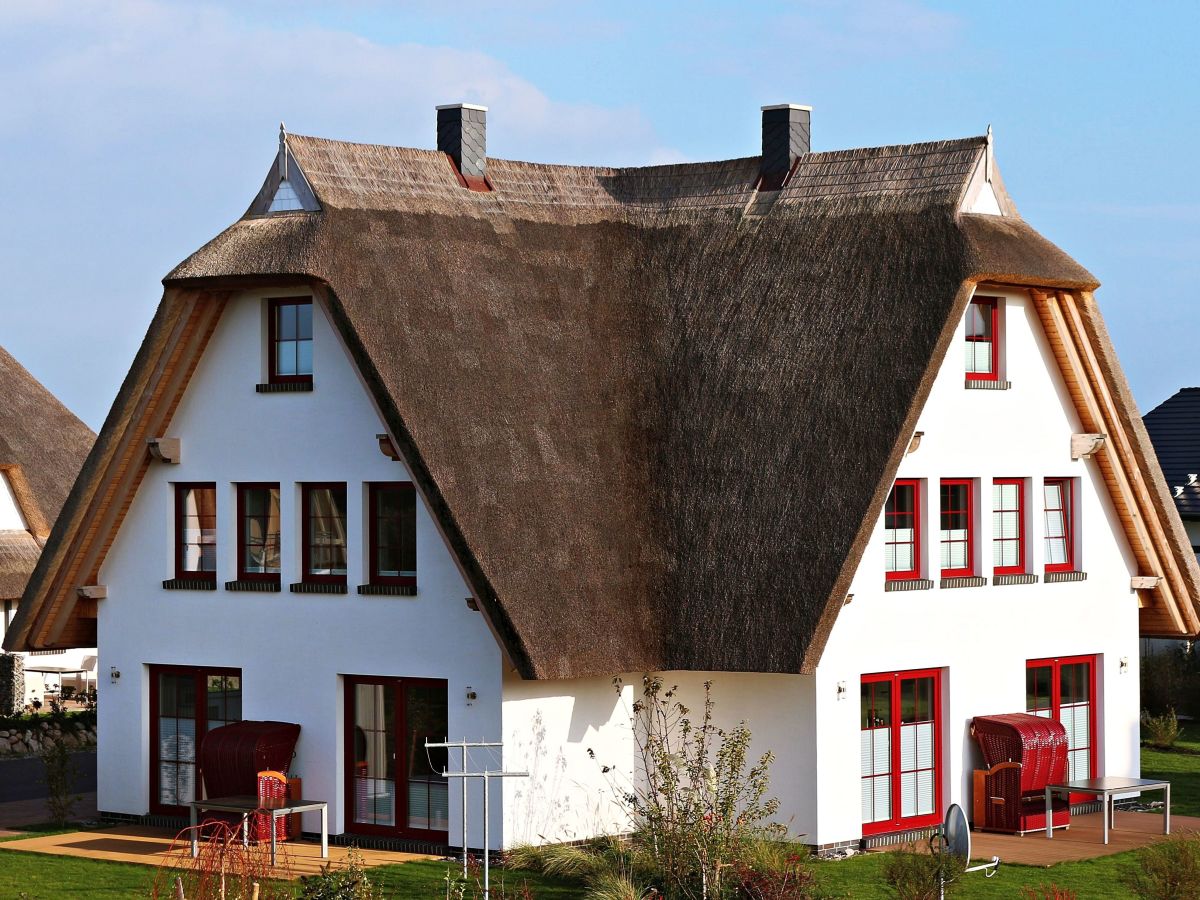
[598,676,782,900]
[39,738,79,827]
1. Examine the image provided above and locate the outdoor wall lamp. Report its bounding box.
[836,681,847,700]
[1119,657,1129,675]
[110,666,121,683]
[465,686,477,706]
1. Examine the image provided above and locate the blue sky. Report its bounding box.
[3,0,1198,428]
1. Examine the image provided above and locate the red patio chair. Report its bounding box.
[971,713,1070,835]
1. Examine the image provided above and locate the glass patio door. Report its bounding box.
[861,669,942,836]
[345,676,449,839]
[150,666,242,815]
[1027,656,1096,786]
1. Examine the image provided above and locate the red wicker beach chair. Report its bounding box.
[971,713,1070,834]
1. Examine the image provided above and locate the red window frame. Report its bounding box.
[148,664,242,816]
[992,478,1025,576]
[860,668,943,837]
[1026,655,1098,800]
[302,482,348,586]
[965,296,999,382]
[367,482,417,587]
[236,483,281,584]
[939,479,974,577]
[884,479,921,581]
[267,297,313,385]
[174,483,216,582]
[343,674,449,841]
[1044,478,1075,573]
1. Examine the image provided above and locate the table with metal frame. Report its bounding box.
[1044,776,1170,845]
[189,795,329,866]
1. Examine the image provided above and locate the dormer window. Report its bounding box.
[0,471,28,531]
[965,297,999,382]
[268,298,313,385]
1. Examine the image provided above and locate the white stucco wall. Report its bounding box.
[96,288,504,845]
[813,286,1142,846]
[500,671,817,847]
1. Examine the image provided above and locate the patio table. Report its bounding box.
[189,795,328,867]
[1045,777,1170,845]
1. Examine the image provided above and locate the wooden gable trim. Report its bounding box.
[17,290,229,650]
[1029,288,1200,636]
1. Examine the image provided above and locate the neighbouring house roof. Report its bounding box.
[1145,388,1200,522]
[0,347,94,600]
[8,126,1200,671]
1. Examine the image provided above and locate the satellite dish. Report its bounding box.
[944,803,972,860]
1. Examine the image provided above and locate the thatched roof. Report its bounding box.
[19,127,1192,671]
[0,347,94,600]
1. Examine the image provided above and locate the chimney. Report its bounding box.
[437,103,489,189]
[760,104,811,189]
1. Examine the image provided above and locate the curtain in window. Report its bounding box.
[308,487,347,575]
[180,487,216,573]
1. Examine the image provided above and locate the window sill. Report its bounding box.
[289,582,347,594]
[1045,570,1087,583]
[225,580,282,592]
[256,381,314,393]
[940,576,987,589]
[994,573,1038,586]
[357,584,417,596]
[964,379,1012,391]
[884,578,935,592]
[162,578,217,591]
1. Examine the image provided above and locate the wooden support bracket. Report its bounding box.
[376,433,401,461]
[76,585,107,600]
[907,431,924,455]
[1131,575,1162,591]
[1071,432,1106,460]
[148,437,182,464]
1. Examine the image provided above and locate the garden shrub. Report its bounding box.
[1142,707,1183,749]
[1019,886,1077,900]
[881,845,964,900]
[39,738,79,827]
[1125,833,1200,899]
[298,847,380,899]
[1141,647,1200,718]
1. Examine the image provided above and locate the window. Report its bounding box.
[992,479,1025,575]
[0,471,28,531]
[302,483,347,584]
[861,669,942,836]
[965,296,998,381]
[1044,478,1075,572]
[939,479,973,577]
[1027,656,1096,789]
[884,480,921,580]
[368,483,417,587]
[175,484,216,581]
[268,298,313,384]
[237,484,281,582]
[150,665,242,815]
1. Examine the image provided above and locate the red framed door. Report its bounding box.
[1026,656,1097,796]
[861,669,942,836]
[344,676,449,841]
[149,665,242,816]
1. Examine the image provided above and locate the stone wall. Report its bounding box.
[0,718,96,756]
[0,654,24,716]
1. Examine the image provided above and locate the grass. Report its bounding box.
[1140,732,1200,817]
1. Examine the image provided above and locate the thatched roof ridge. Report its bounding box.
[0,346,94,600]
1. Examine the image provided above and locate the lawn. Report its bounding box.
[2,735,1198,898]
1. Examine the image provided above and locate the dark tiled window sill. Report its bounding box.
[225,580,282,592]
[256,381,313,393]
[994,573,1039,586]
[941,576,987,589]
[1045,571,1088,583]
[964,379,1012,391]
[884,578,935,592]
[357,584,417,596]
[162,578,217,591]
[289,582,348,595]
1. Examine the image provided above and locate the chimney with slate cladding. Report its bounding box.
[760,103,811,190]
[437,103,489,190]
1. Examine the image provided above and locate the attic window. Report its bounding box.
[0,472,27,531]
[268,298,313,385]
[267,179,305,213]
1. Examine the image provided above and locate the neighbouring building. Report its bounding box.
[7,103,1199,851]
[0,346,95,707]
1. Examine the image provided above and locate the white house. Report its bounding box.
[0,346,95,708]
[8,103,1199,852]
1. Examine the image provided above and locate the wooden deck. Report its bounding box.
[0,824,436,880]
[966,809,1199,867]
